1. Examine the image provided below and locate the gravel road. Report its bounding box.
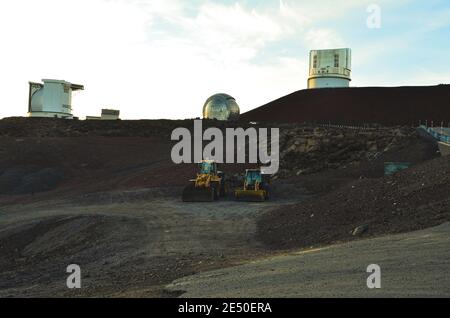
[0,194,290,297]
[167,223,450,298]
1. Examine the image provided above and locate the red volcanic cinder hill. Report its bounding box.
[240,85,450,126]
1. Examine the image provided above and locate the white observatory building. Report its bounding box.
[28,79,84,119]
[307,48,352,89]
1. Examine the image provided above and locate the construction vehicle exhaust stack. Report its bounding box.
[235,169,269,202]
[182,160,226,202]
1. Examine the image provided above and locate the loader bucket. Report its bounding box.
[235,189,266,202]
[182,184,215,202]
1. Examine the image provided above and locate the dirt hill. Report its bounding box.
[0,118,434,203]
[240,85,450,126]
[257,154,450,250]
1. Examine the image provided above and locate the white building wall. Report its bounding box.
[307,77,350,88]
[101,114,120,120]
[41,81,71,114]
[308,48,352,89]
[28,79,83,119]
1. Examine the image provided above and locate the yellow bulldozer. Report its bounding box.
[235,169,269,202]
[182,160,226,202]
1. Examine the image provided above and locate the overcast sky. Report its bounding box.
[0,0,449,119]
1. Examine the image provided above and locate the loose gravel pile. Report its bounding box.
[257,154,450,250]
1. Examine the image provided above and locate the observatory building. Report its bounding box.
[307,48,352,89]
[28,79,84,119]
[86,109,121,120]
[202,94,240,121]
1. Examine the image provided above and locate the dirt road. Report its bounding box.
[0,192,291,297]
[166,223,450,298]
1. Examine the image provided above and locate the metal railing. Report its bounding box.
[309,67,351,77]
[420,125,450,143]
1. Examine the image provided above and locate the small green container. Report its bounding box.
[384,162,411,176]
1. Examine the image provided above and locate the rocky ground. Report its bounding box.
[257,154,450,250]
[0,117,447,297]
[0,118,432,197]
[275,125,429,178]
[0,197,283,297]
[168,223,450,298]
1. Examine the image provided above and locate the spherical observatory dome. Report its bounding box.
[202,94,240,121]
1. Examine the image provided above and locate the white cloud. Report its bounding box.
[1,0,311,119]
[1,0,439,120]
[303,29,345,50]
[0,0,150,118]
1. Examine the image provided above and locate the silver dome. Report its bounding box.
[202,93,240,121]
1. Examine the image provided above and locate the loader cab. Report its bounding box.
[199,161,217,175]
[245,169,262,185]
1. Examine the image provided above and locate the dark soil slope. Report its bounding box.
[257,154,450,250]
[241,85,450,126]
[0,118,263,203]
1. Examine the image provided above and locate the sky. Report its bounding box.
[0,0,449,120]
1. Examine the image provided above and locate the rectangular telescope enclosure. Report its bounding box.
[28,79,84,119]
[308,48,352,89]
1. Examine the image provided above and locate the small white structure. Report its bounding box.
[28,79,84,119]
[86,109,120,120]
[101,109,120,120]
[307,48,352,89]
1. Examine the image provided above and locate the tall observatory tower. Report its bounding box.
[307,48,352,89]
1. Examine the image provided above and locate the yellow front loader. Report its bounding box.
[235,169,269,202]
[182,160,226,202]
